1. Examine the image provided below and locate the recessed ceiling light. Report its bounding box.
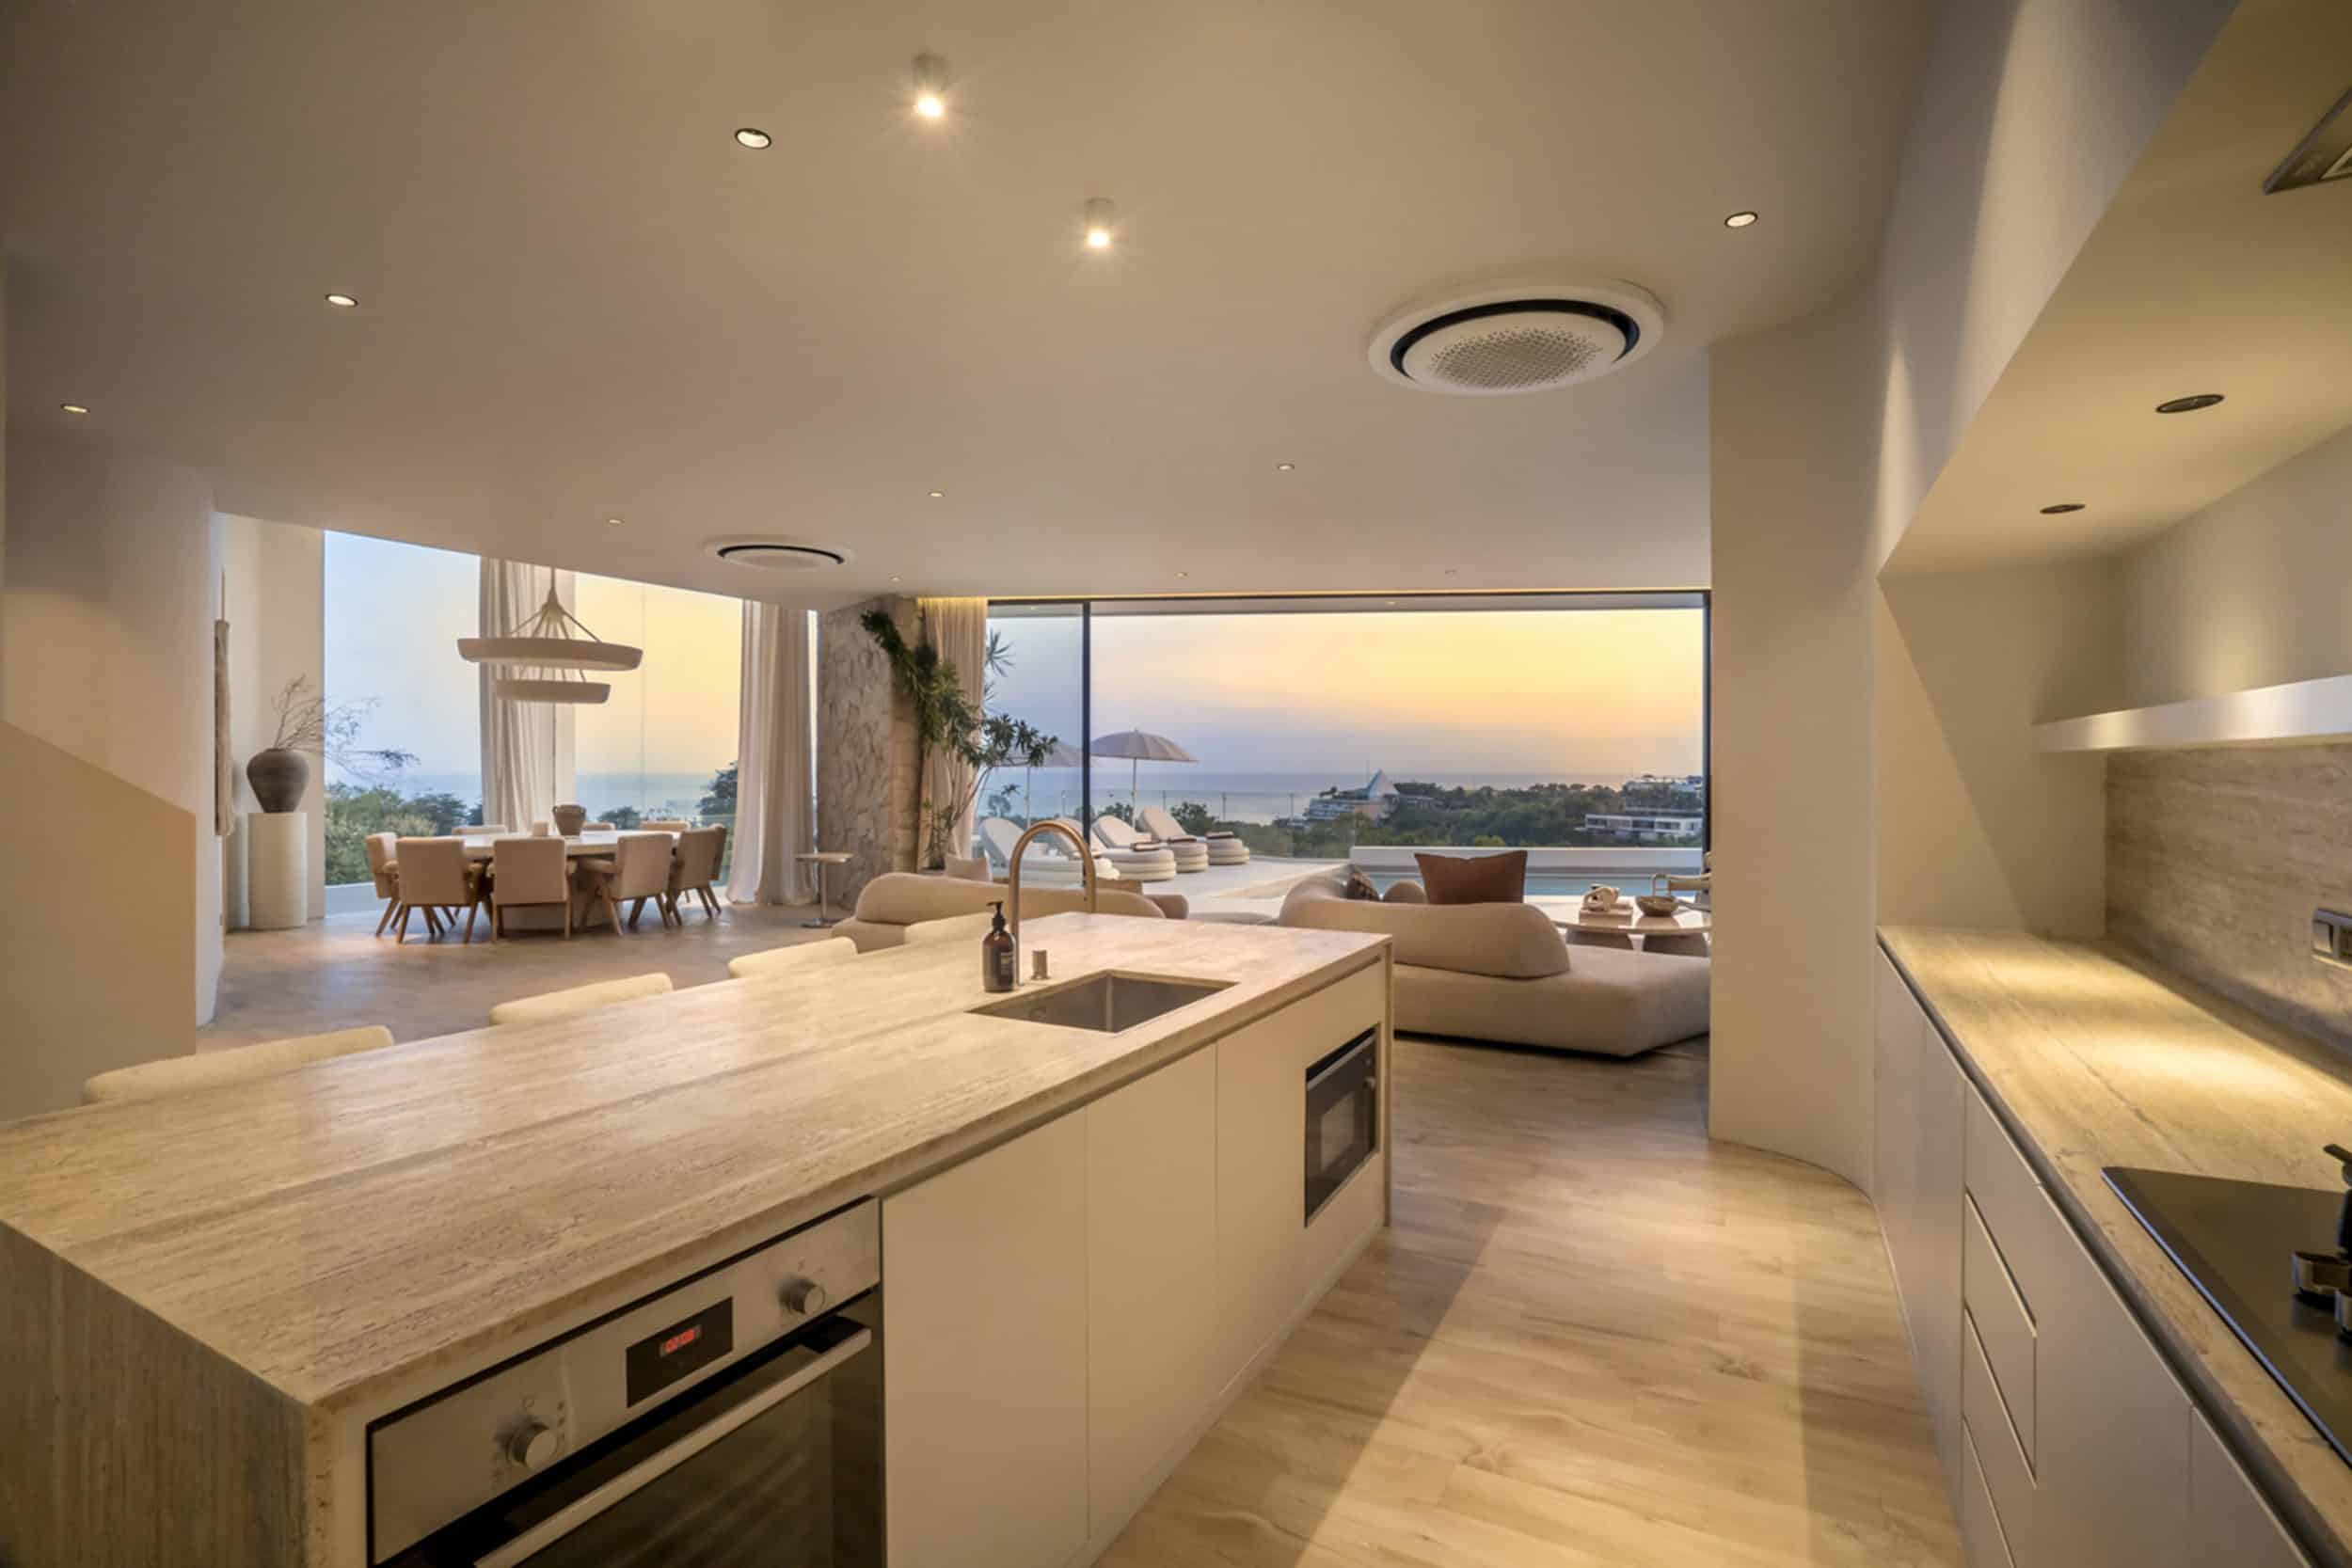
[1177,571,1189,578]
[913,55,948,120]
[2039,502,2086,515]
[59,402,89,416]
[734,127,772,150]
[1083,197,1115,251]
[324,292,358,309]
[606,515,625,527]
[1385,599,1400,607]
[1275,462,1295,472]
[890,575,902,583]
[928,490,945,499]
[2155,393,2224,414]
[1443,568,1457,577]
[1724,211,1758,229]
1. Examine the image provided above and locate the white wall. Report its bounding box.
[1876,558,2120,936]
[3,433,226,1024]
[1708,0,2230,1189]
[2116,422,2352,705]
[221,513,326,922]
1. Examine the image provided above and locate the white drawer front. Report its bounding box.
[1963,1193,2036,1467]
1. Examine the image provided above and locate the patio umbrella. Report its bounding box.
[1090,729,1198,815]
[1022,740,1087,823]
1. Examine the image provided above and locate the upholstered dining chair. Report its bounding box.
[490,835,574,939]
[643,818,691,832]
[364,832,403,937]
[727,937,859,979]
[469,824,511,835]
[488,973,674,1026]
[81,1025,397,1103]
[391,837,483,943]
[667,825,726,922]
[584,821,616,832]
[582,832,675,932]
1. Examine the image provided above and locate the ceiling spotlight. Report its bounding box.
[1724,211,1758,229]
[1275,462,1295,472]
[734,127,772,150]
[606,515,625,527]
[324,292,358,309]
[2155,393,2224,414]
[59,402,89,416]
[2039,502,2086,515]
[912,55,948,120]
[928,490,945,499]
[1083,198,1115,251]
[890,575,902,583]
[1177,571,1190,579]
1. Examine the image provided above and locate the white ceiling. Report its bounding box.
[1891,0,2352,575]
[3,0,1936,603]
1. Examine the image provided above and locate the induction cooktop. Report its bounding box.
[2105,1165,2352,1466]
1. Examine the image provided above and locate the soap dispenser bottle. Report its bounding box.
[981,901,1017,992]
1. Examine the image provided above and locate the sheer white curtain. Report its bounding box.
[917,596,987,866]
[479,559,561,833]
[727,599,814,904]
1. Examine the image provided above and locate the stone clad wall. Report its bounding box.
[817,596,919,907]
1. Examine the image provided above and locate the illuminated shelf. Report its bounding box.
[2033,673,2352,753]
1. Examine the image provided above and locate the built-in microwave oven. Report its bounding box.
[1305,1026,1378,1221]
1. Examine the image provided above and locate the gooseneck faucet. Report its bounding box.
[1005,819,1099,969]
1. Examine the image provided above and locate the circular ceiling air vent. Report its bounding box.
[709,538,852,571]
[1368,281,1664,396]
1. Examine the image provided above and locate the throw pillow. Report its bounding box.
[1413,849,1528,906]
[1342,868,1382,901]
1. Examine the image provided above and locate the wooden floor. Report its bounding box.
[1104,1036,1963,1568]
[201,901,838,1049]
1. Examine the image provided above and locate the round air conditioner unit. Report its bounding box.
[708,538,853,571]
[1368,281,1664,396]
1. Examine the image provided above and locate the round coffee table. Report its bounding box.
[1549,897,1711,957]
[798,852,854,927]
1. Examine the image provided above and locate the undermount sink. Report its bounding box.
[968,971,1232,1034]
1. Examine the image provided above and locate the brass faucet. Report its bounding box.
[1006,819,1099,966]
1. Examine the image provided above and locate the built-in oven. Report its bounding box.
[373,1200,882,1568]
[1305,1026,1378,1222]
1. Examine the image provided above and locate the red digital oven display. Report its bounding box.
[626,1300,734,1405]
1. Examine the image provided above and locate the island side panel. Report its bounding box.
[0,1224,320,1568]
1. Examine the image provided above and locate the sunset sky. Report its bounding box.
[326,533,1704,787]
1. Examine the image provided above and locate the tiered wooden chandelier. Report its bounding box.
[456,582,642,705]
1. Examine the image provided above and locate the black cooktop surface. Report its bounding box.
[2106,1166,2352,1466]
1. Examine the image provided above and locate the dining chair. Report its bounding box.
[81,1025,397,1103]
[643,819,691,832]
[667,825,726,922]
[584,821,615,832]
[470,824,511,835]
[490,835,574,939]
[582,832,676,932]
[364,832,402,937]
[392,837,484,943]
[726,937,859,979]
[488,972,674,1026]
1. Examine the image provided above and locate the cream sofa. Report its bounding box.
[1277,873,1708,1056]
[837,872,1184,952]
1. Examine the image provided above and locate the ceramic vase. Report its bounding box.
[246,748,310,814]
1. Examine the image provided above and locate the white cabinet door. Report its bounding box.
[1088,1047,1220,1535]
[2032,1196,2190,1568]
[1216,1006,1307,1387]
[883,1113,1089,1568]
[2189,1410,2311,1568]
[1912,1032,1966,1493]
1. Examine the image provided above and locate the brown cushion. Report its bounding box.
[1382,879,1427,904]
[1342,868,1382,901]
[1413,850,1527,905]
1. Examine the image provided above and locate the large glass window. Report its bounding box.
[321,533,485,890]
[984,593,1707,895]
[572,573,743,874]
[974,602,1087,865]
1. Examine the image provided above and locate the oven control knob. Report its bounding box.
[781,1277,829,1316]
[505,1419,561,1471]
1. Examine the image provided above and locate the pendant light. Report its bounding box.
[457,572,642,705]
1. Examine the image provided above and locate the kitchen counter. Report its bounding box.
[0,914,1385,1419]
[1881,925,2352,1565]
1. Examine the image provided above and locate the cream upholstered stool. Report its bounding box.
[727,937,860,980]
[581,831,676,932]
[488,973,675,1026]
[491,835,574,939]
[82,1025,396,1104]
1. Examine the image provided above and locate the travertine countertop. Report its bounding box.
[0,915,1385,1415]
[1881,926,2352,1566]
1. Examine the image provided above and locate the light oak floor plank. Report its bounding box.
[1102,1036,1962,1568]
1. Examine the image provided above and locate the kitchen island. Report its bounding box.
[0,913,1391,1568]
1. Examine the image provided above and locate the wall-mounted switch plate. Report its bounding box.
[2314,909,2352,971]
